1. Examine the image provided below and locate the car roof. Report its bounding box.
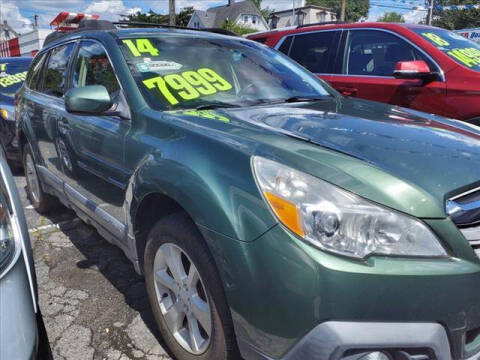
[42,24,241,51]
[248,22,442,39]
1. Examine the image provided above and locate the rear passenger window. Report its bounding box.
[27,53,47,90]
[73,41,120,96]
[288,31,339,74]
[278,36,293,55]
[43,43,75,97]
[345,30,435,77]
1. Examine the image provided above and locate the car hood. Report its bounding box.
[223,97,480,205]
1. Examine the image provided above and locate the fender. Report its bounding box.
[124,135,277,248]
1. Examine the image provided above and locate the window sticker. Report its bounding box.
[447,47,480,68]
[421,32,450,47]
[122,39,159,57]
[136,58,183,73]
[0,71,27,87]
[0,63,7,77]
[143,68,232,106]
[169,109,230,123]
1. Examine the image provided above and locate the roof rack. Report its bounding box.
[297,21,346,29]
[113,22,238,36]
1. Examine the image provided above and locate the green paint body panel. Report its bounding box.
[16,28,480,359]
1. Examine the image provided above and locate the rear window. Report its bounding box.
[0,59,31,97]
[413,28,480,72]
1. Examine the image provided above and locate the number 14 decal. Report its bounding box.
[143,68,232,105]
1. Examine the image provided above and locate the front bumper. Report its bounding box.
[200,218,480,360]
[0,255,38,360]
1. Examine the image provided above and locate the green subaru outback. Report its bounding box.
[15,20,480,360]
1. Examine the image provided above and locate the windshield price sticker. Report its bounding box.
[137,59,183,73]
[0,71,27,87]
[170,109,230,123]
[122,38,159,57]
[448,47,480,67]
[422,32,450,47]
[143,68,232,105]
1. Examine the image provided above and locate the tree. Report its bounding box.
[252,0,274,22]
[121,7,194,27]
[378,11,405,23]
[306,0,369,22]
[433,0,480,30]
[222,20,257,35]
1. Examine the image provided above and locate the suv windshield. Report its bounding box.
[413,28,480,72]
[0,59,30,98]
[120,34,331,110]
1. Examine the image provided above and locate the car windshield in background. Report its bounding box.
[120,35,331,110]
[414,28,480,72]
[0,59,30,98]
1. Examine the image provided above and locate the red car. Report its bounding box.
[247,22,480,124]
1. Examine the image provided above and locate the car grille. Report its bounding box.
[447,186,480,258]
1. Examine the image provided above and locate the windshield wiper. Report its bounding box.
[251,96,330,106]
[194,103,242,110]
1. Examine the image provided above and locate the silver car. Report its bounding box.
[0,149,38,359]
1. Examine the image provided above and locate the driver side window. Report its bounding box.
[345,30,435,77]
[73,41,120,96]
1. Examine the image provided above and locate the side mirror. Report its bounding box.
[65,85,112,114]
[393,60,438,81]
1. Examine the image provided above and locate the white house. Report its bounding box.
[188,0,269,31]
[269,4,336,29]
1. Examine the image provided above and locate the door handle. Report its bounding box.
[336,87,358,96]
[58,119,71,134]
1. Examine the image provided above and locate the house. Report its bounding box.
[188,0,269,31]
[269,4,336,29]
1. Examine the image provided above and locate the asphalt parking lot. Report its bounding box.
[13,173,173,360]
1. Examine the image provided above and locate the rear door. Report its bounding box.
[28,43,76,191]
[277,30,342,83]
[328,29,447,115]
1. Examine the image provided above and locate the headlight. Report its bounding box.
[252,157,447,259]
[0,203,14,272]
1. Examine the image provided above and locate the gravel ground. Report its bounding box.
[13,173,173,360]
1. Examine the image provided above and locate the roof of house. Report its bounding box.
[271,4,334,16]
[193,1,262,27]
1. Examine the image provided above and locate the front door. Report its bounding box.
[327,29,447,116]
[60,40,130,241]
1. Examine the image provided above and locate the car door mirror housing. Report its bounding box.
[65,85,113,114]
[393,60,438,81]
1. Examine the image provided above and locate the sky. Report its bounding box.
[2,0,430,33]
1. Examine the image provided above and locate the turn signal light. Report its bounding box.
[264,192,304,237]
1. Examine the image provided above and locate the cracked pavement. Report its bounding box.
[14,174,173,360]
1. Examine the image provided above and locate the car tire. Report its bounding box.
[144,213,240,360]
[23,144,58,214]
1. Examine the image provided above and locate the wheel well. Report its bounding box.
[133,193,191,272]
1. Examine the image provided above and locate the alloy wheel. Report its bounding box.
[153,243,212,355]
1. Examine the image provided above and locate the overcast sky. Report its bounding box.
[2,0,429,33]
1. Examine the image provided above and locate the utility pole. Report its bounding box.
[427,0,434,25]
[169,0,175,26]
[292,0,295,26]
[340,0,346,22]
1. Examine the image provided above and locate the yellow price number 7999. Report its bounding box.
[143,68,232,106]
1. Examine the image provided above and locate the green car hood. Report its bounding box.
[222,97,480,206]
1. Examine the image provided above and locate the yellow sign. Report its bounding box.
[0,71,27,88]
[122,39,159,57]
[448,47,480,68]
[143,68,232,106]
[422,32,450,47]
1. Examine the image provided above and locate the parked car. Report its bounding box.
[15,20,480,360]
[0,57,32,169]
[248,22,480,124]
[0,146,39,359]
